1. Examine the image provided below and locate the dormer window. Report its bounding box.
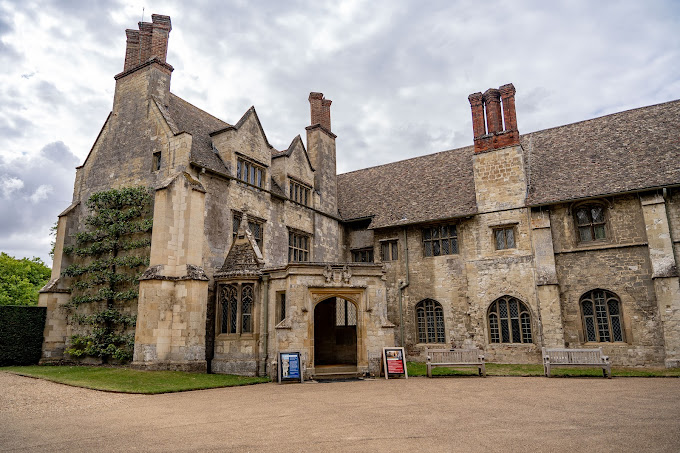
[289,179,311,206]
[236,157,264,188]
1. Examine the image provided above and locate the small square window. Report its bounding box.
[494,226,516,250]
[380,240,398,261]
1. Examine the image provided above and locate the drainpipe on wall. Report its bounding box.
[262,274,270,377]
[398,227,410,347]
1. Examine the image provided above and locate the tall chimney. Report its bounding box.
[123,29,141,72]
[469,83,520,153]
[468,92,485,139]
[122,14,172,72]
[483,88,503,134]
[150,14,172,64]
[499,83,517,132]
[309,92,332,131]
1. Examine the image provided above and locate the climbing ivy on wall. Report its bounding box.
[62,187,153,363]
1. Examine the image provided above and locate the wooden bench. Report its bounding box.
[426,348,486,377]
[542,347,612,378]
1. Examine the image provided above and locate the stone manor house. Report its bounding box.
[40,15,680,378]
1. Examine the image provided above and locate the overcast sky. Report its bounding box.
[1,0,679,265]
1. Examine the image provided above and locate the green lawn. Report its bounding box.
[2,366,269,394]
[406,362,680,377]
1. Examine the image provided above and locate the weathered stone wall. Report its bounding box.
[268,264,394,379]
[547,194,670,366]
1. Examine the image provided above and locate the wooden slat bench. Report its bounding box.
[426,348,486,377]
[542,347,612,378]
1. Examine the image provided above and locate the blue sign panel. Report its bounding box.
[279,352,302,383]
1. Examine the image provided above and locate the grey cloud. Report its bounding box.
[0,141,78,262]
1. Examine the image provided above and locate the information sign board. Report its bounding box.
[278,352,303,383]
[382,347,408,379]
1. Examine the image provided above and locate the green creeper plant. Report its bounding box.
[62,187,153,363]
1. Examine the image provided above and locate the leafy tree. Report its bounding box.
[62,187,152,363]
[0,253,51,306]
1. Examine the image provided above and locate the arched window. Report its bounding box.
[580,290,624,342]
[488,296,532,344]
[574,203,607,242]
[416,299,445,343]
[219,282,255,335]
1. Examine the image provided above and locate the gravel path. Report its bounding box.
[1,372,679,452]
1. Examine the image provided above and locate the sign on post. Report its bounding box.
[278,351,303,384]
[382,347,408,379]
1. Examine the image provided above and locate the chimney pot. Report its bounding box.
[309,92,332,131]
[482,88,503,134]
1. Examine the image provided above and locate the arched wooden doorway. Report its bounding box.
[314,297,357,366]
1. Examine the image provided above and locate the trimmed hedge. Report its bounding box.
[0,305,46,366]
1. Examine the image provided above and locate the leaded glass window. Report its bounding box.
[575,204,607,242]
[220,284,238,334]
[580,289,624,342]
[494,226,516,250]
[488,296,532,343]
[335,299,357,326]
[423,225,458,257]
[416,299,445,343]
[218,282,256,336]
[241,284,253,333]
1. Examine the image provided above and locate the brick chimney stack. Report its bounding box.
[123,14,172,72]
[309,92,332,131]
[468,83,519,153]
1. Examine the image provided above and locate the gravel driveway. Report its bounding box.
[1,372,679,452]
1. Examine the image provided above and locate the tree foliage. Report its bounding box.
[0,253,51,306]
[63,187,152,363]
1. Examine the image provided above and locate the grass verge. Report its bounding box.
[406,362,680,377]
[2,365,269,394]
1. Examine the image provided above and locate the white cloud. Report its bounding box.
[28,184,52,203]
[1,176,24,198]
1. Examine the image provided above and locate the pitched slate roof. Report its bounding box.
[337,145,478,229]
[524,99,680,205]
[337,99,680,229]
[166,93,231,174]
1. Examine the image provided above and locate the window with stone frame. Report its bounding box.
[416,299,445,343]
[488,296,532,344]
[219,282,255,335]
[152,151,161,172]
[351,248,374,263]
[277,292,286,323]
[494,225,516,250]
[574,203,607,242]
[380,240,398,261]
[423,224,458,257]
[289,178,311,206]
[288,231,310,262]
[580,289,625,342]
[232,213,263,250]
[236,157,264,188]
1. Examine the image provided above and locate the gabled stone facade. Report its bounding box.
[39,14,680,376]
